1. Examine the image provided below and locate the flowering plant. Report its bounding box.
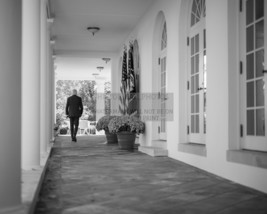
[108,115,145,134]
[96,115,117,131]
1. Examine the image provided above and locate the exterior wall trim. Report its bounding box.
[178,143,207,157]
[227,150,267,169]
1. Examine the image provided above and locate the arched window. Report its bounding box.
[188,0,206,144]
[160,21,167,140]
[191,0,206,26]
[161,22,167,50]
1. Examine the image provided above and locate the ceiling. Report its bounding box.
[55,57,111,80]
[50,0,155,56]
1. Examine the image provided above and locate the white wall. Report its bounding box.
[116,0,267,193]
[117,0,180,146]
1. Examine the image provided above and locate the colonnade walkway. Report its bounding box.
[35,135,267,214]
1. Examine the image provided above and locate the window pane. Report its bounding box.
[196,94,199,113]
[256,50,264,77]
[256,20,264,49]
[256,79,265,107]
[195,54,199,74]
[256,109,265,136]
[247,110,255,135]
[191,57,195,74]
[195,16,200,24]
[191,76,195,94]
[203,50,207,87]
[162,74,165,88]
[163,72,166,86]
[204,92,207,134]
[191,37,195,55]
[246,26,254,52]
[247,81,254,107]
[195,74,199,93]
[196,0,201,18]
[203,29,206,49]
[191,13,195,26]
[161,119,165,132]
[191,96,195,113]
[256,0,264,20]
[161,58,163,69]
[246,53,254,80]
[191,115,195,133]
[203,92,207,113]
[192,0,197,14]
[195,34,199,53]
[203,0,206,17]
[196,115,199,133]
[246,0,254,25]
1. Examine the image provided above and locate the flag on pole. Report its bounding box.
[127,42,137,115]
[119,46,128,114]
[128,42,136,93]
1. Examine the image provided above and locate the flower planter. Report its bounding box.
[116,131,136,150]
[105,130,118,144]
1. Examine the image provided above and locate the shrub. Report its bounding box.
[108,115,145,134]
[96,115,117,132]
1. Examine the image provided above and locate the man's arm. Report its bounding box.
[79,97,83,116]
[65,98,70,116]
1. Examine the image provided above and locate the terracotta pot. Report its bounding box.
[116,131,136,150]
[105,130,118,144]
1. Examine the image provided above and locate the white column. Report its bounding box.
[47,35,53,142]
[48,30,55,142]
[0,0,22,211]
[110,56,120,115]
[51,55,56,140]
[40,0,48,155]
[52,60,56,133]
[22,0,41,169]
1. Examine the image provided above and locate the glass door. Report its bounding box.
[188,22,206,144]
[159,21,167,140]
[241,0,267,151]
[160,55,167,140]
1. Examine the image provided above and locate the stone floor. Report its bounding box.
[35,135,267,214]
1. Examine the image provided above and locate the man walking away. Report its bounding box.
[65,89,83,142]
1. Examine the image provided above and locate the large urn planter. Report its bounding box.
[96,115,118,145]
[116,132,136,150]
[108,115,145,151]
[105,130,118,144]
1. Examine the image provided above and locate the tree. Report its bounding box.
[79,80,96,121]
[104,81,111,115]
[55,80,96,125]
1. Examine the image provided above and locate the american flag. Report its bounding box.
[119,46,128,114]
[128,43,136,93]
[121,46,127,83]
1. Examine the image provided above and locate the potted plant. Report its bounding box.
[59,127,68,135]
[108,115,145,150]
[96,115,118,144]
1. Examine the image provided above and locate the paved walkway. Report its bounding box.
[35,135,267,214]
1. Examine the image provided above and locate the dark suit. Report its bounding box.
[65,95,83,140]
